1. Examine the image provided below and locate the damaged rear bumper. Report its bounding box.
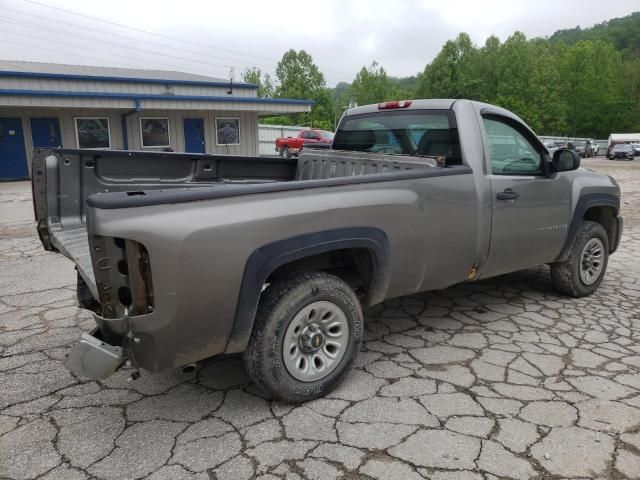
[63,329,124,380]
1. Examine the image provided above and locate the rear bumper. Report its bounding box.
[64,309,167,379]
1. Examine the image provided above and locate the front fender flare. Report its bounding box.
[555,193,620,262]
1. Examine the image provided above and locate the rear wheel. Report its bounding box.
[243,271,363,403]
[280,146,291,159]
[551,221,609,297]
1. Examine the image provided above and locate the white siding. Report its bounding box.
[124,110,259,155]
[0,107,263,174]
[0,71,311,178]
[0,77,256,99]
[0,94,311,115]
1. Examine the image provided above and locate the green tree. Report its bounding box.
[622,57,640,130]
[558,40,633,136]
[350,61,394,105]
[310,88,335,130]
[389,75,418,99]
[412,29,638,136]
[549,12,640,58]
[241,66,274,98]
[415,33,479,99]
[490,32,546,128]
[275,49,326,99]
[526,39,568,134]
[474,35,501,102]
[331,82,351,104]
[274,49,333,128]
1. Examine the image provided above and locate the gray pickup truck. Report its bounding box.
[32,99,622,402]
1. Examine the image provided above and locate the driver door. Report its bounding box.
[481,115,571,279]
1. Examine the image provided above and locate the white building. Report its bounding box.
[0,60,313,180]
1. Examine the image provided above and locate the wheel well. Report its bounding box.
[584,205,616,249]
[265,248,375,301]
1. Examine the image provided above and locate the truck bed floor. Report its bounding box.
[49,225,96,299]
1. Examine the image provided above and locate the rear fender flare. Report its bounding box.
[224,227,390,353]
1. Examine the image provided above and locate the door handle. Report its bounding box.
[496,189,519,201]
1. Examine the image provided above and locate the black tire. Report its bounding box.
[280,146,291,159]
[551,221,609,297]
[243,271,363,403]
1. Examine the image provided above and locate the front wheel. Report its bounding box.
[243,271,363,403]
[551,221,609,297]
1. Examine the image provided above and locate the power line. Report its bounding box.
[13,0,356,79]
[0,18,265,75]
[0,38,147,70]
[18,0,279,63]
[0,28,226,77]
[2,6,278,70]
[0,22,345,86]
[1,32,348,87]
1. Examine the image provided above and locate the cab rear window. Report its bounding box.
[333,110,461,165]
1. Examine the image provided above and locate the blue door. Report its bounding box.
[184,118,205,153]
[30,118,62,148]
[0,118,29,180]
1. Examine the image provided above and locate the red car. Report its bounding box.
[275,129,334,158]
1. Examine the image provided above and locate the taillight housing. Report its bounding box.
[378,100,413,110]
[91,236,154,319]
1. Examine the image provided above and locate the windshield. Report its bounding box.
[613,144,631,151]
[319,131,334,140]
[333,110,461,163]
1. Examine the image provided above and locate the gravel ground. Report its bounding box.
[1,158,639,480]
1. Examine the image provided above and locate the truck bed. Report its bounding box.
[33,148,441,300]
[32,149,299,298]
[49,225,95,298]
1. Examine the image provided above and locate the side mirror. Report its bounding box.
[552,148,580,172]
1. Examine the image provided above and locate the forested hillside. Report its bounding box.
[414,32,637,137]
[550,12,640,58]
[245,12,640,137]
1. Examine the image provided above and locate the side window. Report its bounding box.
[302,131,319,140]
[483,117,542,175]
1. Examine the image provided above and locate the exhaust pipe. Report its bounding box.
[182,363,197,374]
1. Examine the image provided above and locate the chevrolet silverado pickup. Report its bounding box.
[32,99,622,402]
[275,129,334,158]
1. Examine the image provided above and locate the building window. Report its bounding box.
[216,118,240,145]
[75,118,111,149]
[140,118,170,148]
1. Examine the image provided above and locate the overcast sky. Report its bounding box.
[1,0,638,86]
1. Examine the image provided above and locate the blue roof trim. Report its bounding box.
[0,70,259,89]
[0,89,315,106]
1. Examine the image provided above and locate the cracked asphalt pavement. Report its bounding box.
[1,158,640,480]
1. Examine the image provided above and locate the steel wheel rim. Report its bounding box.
[579,237,605,285]
[283,300,349,382]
